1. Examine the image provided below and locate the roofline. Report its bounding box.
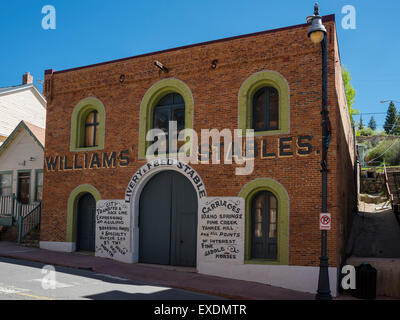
[50,14,335,75]
[0,84,47,108]
[0,121,45,156]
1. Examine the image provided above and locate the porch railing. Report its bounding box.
[18,202,41,243]
[0,195,15,217]
[0,195,40,224]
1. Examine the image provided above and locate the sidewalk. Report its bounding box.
[2,241,395,300]
[0,241,317,300]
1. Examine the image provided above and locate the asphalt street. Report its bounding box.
[0,257,223,300]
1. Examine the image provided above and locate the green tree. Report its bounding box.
[384,101,399,134]
[358,115,364,130]
[342,66,359,126]
[368,116,377,131]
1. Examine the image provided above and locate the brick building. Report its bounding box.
[40,14,355,296]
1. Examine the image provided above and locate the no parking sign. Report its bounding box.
[320,213,331,230]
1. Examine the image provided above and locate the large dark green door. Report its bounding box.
[139,171,198,267]
[76,193,96,252]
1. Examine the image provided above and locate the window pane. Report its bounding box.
[268,88,279,129]
[36,172,43,201]
[36,186,43,201]
[94,126,99,146]
[37,172,43,186]
[85,124,95,147]
[253,90,266,131]
[0,174,12,196]
[269,194,277,239]
[84,111,99,147]
[173,108,185,132]
[154,108,169,133]
[153,93,186,154]
[253,194,265,238]
[253,87,279,131]
[157,94,174,106]
[1,174,12,188]
[173,93,184,105]
[85,111,95,125]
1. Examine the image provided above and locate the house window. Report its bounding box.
[251,191,278,260]
[0,173,12,197]
[84,111,99,147]
[152,93,185,154]
[138,78,194,159]
[70,97,105,152]
[35,171,43,201]
[253,87,279,131]
[238,71,290,136]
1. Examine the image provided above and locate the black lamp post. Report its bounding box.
[307,3,333,300]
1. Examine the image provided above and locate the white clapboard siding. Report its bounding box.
[0,87,46,137]
[0,128,44,200]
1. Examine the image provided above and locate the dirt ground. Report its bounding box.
[357,200,391,214]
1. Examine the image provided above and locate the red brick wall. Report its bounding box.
[332,23,356,267]
[41,16,354,267]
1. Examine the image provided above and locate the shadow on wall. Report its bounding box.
[346,209,400,259]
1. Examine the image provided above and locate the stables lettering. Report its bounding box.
[256,136,314,158]
[45,150,132,172]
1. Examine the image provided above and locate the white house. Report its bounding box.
[0,121,45,205]
[0,73,46,145]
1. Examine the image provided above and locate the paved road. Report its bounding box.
[0,257,223,300]
[347,207,400,258]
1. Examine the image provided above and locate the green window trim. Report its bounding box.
[70,97,106,152]
[239,178,289,266]
[66,184,101,243]
[138,78,194,159]
[238,71,290,137]
[0,171,14,197]
[34,169,43,202]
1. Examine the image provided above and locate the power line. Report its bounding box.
[365,139,400,164]
[355,112,386,116]
[363,112,400,164]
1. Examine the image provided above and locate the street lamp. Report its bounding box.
[307,3,332,300]
[381,100,400,104]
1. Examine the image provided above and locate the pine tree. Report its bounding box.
[395,111,400,135]
[358,115,364,130]
[384,102,398,134]
[368,116,377,131]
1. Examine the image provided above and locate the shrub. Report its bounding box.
[357,127,377,137]
[365,139,400,166]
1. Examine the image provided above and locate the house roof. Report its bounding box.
[0,83,46,108]
[0,121,45,157]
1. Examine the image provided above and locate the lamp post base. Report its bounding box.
[315,255,332,300]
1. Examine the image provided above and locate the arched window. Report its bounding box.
[84,111,99,147]
[251,191,278,260]
[253,87,279,131]
[153,93,185,154]
[70,97,105,152]
[238,71,290,136]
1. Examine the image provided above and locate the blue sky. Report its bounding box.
[1,0,399,129]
